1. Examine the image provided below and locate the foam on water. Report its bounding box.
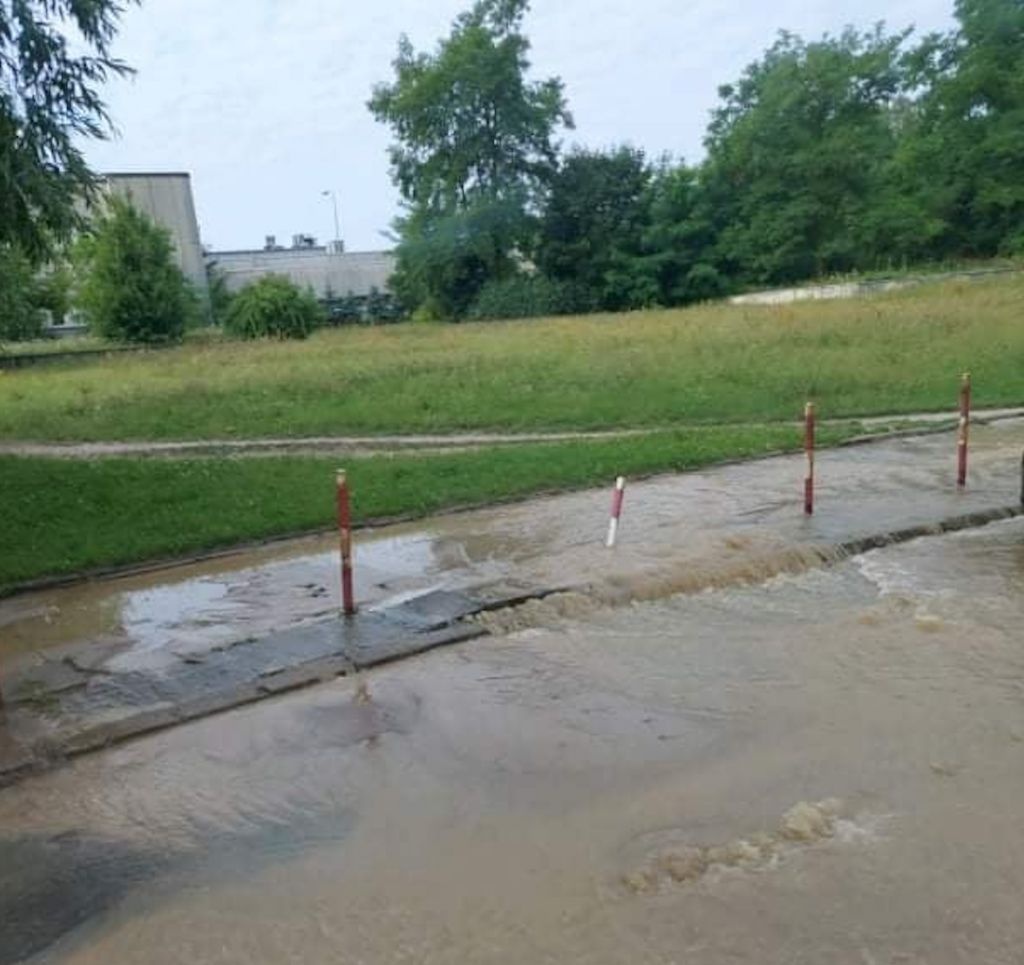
[619,799,869,896]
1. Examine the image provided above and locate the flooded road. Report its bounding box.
[3,419,1024,677]
[2,515,1023,964]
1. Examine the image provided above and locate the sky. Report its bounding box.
[85,0,956,253]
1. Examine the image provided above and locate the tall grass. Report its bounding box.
[1,274,1022,441]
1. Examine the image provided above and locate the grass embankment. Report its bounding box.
[1,274,1022,442]
[0,423,860,591]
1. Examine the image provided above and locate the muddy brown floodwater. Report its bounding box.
[2,512,1023,964]
[3,419,1024,678]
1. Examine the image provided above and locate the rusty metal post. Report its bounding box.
[804,402,815,516]
[957,373,971,489]
[336,470,356,616]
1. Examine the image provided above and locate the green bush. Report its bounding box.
[324,288,363,325]
[0,244,44,341]
[33,264,73,325]
[467,274,582,321]
[205,262,234,326]
[365,286,405,324]
[225,275,325,340]
[680,264,728,303]
[74,197,198,344]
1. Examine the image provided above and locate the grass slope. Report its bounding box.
[0,424,859,590]
[1,275,1022,442]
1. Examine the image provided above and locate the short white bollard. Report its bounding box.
[606,476,626,548]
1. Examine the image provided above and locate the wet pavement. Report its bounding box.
[2,420,1023,781]
[1,515,1023,963]
[0,583,568,781]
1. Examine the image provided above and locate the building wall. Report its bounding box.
[104,173,208,292]
[207,248,396,299]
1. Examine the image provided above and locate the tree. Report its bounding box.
[369,0,572,317]
[704,27,912,284]
[536,150,730,310]
[74,197,198,344]
[639,162,727,305]
[388,197,533,318]
[0,0,136,261]
[899,0,1024,257]
[0,244,43,341]
[537,146,655,311]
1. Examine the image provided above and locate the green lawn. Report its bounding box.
[1,274,1022,441]
[0,423,861,591]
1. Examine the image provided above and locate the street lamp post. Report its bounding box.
[321,190,340,243]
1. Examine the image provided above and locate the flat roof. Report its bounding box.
[103,172,192,179]
[207,248,393,257]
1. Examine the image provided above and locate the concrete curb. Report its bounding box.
[0,584,569,787]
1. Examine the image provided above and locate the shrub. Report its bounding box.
[365,286,405,324]
[680,263,728,303]
[206,262,234,326]
[411,302,442,324]
[324,289,363,325]
[0,244,44,341]
[33,264,73,325]
[225,275,325,340]
[467,274,582,321]
[74,197,198,343]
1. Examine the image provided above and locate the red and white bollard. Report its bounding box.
[957,372,971,489]
[336,470,356,616]
[606,476,626,548]
[804,402,815,516]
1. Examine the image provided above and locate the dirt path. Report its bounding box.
[0,427,659,459]
[2,408,1022,459]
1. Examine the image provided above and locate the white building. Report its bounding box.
[100,173,396,303]
[103,172,208,293]
[206,239,396,299]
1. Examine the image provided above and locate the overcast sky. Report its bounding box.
[85,0,955,253]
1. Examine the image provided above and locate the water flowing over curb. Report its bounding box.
[3,502,1021,788]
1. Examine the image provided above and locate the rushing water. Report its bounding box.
[2,515,1023,964]
[3,420,1024,677]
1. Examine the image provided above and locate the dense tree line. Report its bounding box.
[372,0,1024,320]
